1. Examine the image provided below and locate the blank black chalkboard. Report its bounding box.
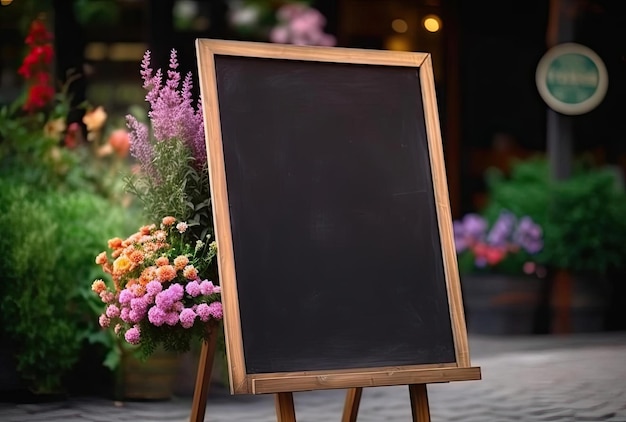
[215,55,454,373]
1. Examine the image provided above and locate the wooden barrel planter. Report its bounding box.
[119,349,181,400]
[461,274,544,335]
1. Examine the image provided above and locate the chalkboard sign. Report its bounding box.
[196,39,480,395]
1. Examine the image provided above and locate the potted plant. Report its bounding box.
[91,217,222,399]
[453,209,545,335]
[89,49,227,399]
[483,156,626,332]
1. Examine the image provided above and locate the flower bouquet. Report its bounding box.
[453,210,544,276]
[92,216,222,357]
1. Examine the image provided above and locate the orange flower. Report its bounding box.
[140,266,158,284]
[156,265,176,282]
[174,255,189,270]
[153,230,167,241]
[155,256,169,267]
[83,106,107,133]
[139,224,156,235]
[183,265,198,280]
[108,237,123,250]
[91,279,106,294]
[129,249,145,265]
[162,216,176,226]
[107,129,130,158]
[95,251,108,265]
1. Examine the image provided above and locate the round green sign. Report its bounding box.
[536,43,608,115]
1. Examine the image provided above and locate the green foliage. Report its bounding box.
[0,177,139,393]
[482,156,626,276]
[124,138,214,255]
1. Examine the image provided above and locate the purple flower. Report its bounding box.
[127,115,153,174]
[120,307,131,323]
[130,297,148,312]
[133,49,207,169]
[118,289,133,305]
[207,302,223,320]
[148,306,166,326]
[168,283,184,301]
[124,326,141,345]
[105,304,120,319]
[453,221,468,253]
[461,214,488,242]
[486,212,515,246]
[179,308,196,329]
[146,280,162,296]
[196,303,210,322]
[165,311,179,326]
[185,280,201,297]
[199,280,215,296]
[514,216,544,254]
[155,289,175,309]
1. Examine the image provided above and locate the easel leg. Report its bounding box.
[409,384,431,422]
[190,325,219,422]
[341,387,363,422]
[275,392,296,422]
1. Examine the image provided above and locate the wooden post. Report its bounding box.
[409,384,431,422]
[274,392,297,422]
[551,269,572,334]
[341,387,363,422]
[189,324,219,422]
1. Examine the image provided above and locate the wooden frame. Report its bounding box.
[195,39,480,396]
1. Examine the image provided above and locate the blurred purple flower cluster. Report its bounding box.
[269,3,336,46]
[127,49,206,173]
[453,211,543,273]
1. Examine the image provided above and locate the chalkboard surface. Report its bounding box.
[214,55,454,373]
[196,39,479,395]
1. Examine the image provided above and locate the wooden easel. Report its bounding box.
[191,334,433,422]
[341,385,431,422]
[190,327,219,422]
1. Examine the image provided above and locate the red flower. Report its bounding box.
[24,19,53,45]
[23,84,55,112]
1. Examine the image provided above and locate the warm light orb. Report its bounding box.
[1,0,14,6]
[423,15,442,33]
[391,18,408,34]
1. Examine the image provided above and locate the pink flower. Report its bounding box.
[176,222,188,233]
[146,280,162,296]
[120,306,131,323]
[196,303,210,322]
[179,308,196,328]
[106,304,120,318]
[99,314,111,328]
[155,289,175,309]
[199,280,215,295]
[168,283,184,301]
[165,311,179,326]
[124,326,141,345]
[100,291,114,304]
[207,302,223,320]
[185,280,201,297]
[118,289,133,304]
[148,306,166,326]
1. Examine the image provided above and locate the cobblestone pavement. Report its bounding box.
[1,332,625,421]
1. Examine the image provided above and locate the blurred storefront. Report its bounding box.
[1,0,625,214]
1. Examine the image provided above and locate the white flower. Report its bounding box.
[176,222,188,233]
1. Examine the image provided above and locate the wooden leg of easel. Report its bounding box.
[189,325,219,422]
[275,392,297,422]
[409,384,430,422]
[341,387,363,422]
